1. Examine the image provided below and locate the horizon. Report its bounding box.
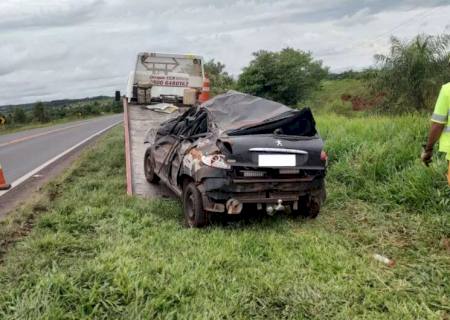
[1,0,449,105]
[0,95,113,110]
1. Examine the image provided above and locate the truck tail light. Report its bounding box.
[320,151,328,162]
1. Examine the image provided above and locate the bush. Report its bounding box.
[111,101,123,113]
[237,48,328,105]
[204,59,235,95]
[12,108,28,124]
[372,34,450,112]
[33,102,50,123]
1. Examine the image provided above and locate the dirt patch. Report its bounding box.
[341,92,386,111]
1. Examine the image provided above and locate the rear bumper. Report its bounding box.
[197,176,325,213]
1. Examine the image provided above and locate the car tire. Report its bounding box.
[294,195,321,219]
[306,197,321,219]
[183,182,208,228]
[144,151,160,183]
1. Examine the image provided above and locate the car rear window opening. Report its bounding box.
[227,109,317,137]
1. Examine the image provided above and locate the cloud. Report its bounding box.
[0,0,449,105]
[0,0,104,30]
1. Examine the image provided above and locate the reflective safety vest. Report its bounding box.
[431,83,450,160]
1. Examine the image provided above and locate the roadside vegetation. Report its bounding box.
[208,33,450,114]
[0,113,448,318]
[204,59,235,96]
[0,32,449,318]
[372,34,450,113]
[300,79,370,116]
[0,97,122,135]
[237,48,328,105]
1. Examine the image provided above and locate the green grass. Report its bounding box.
[0,115,449,319]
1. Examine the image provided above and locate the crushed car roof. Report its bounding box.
[201,91,295,132]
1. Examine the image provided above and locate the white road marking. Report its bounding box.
[0,120,122,198]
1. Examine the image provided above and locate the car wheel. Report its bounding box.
[294,195,321,219]
[183,182,208,228]
[306,197,321,219]
[144,151,160,183]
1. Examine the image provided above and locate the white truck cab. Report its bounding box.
[127,52,205,106]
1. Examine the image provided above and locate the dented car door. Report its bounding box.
[152,134,179,180]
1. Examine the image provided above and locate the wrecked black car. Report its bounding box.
[144,91,327,227]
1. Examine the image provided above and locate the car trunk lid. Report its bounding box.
[218,134,324,169]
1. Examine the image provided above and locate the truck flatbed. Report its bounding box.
[123,100,180,198]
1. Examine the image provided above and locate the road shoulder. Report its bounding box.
[0,127,125,263]
[0,133,104,220]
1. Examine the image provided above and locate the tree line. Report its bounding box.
[205,33,450,113]
[0,99,122,126]
[2,33,448,125]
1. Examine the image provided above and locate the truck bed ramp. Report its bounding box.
[123,100,179,198]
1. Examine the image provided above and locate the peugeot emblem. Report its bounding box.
[276,140,283,147]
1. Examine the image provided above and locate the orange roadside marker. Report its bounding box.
[0,163,11,190]
[198,77,211,103]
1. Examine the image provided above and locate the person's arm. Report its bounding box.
[422,85,448,166]
[425,123,445,151]
[422,123,445,166]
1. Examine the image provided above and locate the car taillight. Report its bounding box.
[320,151,328,162]
[201,154,231,169]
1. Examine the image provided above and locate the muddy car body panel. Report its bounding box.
[144,91,327,226]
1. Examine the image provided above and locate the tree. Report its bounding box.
[6,113,13,125]
[33,102,50,123]
[53,106,67,119]
[373,34,450,112]
[12,108,28,124]
[204,59,235,95]
[111,101,123,113]
[237,48,328,105]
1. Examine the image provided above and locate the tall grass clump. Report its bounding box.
[318,114,449,213]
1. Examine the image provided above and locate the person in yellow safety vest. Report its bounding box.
[421,82,450,185]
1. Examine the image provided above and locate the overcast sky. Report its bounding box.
[0,0,449,106]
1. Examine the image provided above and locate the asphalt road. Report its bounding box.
[0,114,123,184]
